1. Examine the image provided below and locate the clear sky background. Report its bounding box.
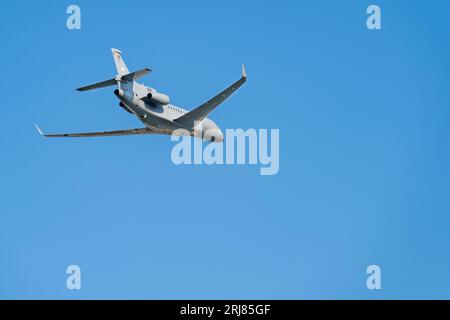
[1,0,449,299]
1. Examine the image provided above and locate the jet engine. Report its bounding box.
[119,101,133,114]
[146,92,170,105]
[114,88,124,97]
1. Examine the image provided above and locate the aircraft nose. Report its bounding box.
[206,128,224,142]
[215,131,224,142]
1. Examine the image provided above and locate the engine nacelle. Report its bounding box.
[147,92,170,105]
[119,101,132,114]
[114,88,124,97]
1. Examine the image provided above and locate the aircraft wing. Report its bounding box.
[35,125,155,138]
[174,65,247,129]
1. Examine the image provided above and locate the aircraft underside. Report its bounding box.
[36,48,246,142]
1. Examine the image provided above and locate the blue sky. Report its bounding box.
[1,0,450,299]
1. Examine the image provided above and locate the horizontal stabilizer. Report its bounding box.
[76,78,117,92]
[121,68,152,82]
[76,69,151,92]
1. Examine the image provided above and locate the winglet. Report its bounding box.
[35,124,44,136]
[242,64,247,79]
[111,48,122,54]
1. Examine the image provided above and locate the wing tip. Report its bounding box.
[35,124,44,136]
[242,64,247,79]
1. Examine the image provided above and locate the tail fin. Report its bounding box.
[111,48,130,76]
[76,49,151,92]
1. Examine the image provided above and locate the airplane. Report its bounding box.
[35,48,247,142]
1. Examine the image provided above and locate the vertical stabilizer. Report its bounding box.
[111,48,130,76]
